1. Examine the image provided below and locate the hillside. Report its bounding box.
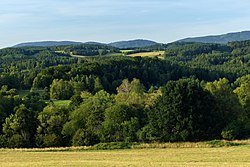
[178,31,250,43]
[13,39,158,49]
[14,41,83,47]
[109,39,158,49]
[1,40,250,148]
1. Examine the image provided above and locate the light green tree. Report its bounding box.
[101,104,141,142]
[36,105,68,147]
[3,105,36,148]
[205,78,243,138]
[50,79,74,100]
[62,90,114,146]
[116,78,146,106]
[234,75,250,108]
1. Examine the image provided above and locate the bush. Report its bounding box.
[137,125,159,142]
[72,129,98,146]
[206,140,241,147]
[42,134,61,147]
[93,142,132,150]
[0,135,7,148]
[221,119,250,140]
[8,134,27,148]
[221,130,235,140]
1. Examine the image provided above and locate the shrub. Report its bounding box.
[206,140,241,147]
[0,135,7,148]
[93,142,132,150]
[43,134,61,147]
[72,129,98,146]
[8,134,27,148]
[221,119,250,140]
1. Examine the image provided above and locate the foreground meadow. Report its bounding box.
[0,145,249,167]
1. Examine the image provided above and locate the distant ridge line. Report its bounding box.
[178,31,250,43]
[13,39,158,49]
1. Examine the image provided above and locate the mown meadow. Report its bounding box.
[1,141,249,167]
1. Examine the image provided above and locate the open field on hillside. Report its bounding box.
[104,53,123,56]
[17,90,71,107]
[69,52,123,57]
[128,51,165,58]
[18,90,44,97]
[120,50,134,53]
[50,100,71,107]
[56,50,164,58]
[0,143,249,167]
[17,90,31,97]
[56,51,88,57]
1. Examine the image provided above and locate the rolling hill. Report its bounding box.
[178,31,250,44]
[13,39,158,49]
[13,41,83,47]
[12,31,250,48]
[109,39,158,49]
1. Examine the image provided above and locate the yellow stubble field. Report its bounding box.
[0,146,249,167]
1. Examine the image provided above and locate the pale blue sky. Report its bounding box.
[1,0,250,48]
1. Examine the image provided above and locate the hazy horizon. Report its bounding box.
[1,0,250,48]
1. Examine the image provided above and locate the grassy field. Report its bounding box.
[18,90,44,98]
[69,52,123,57]
[0,144,249,167]
[57,50,166,58]
[104,53,123,56]
[127,51,165,59]
[51,100,71,107]
[17,90,31,97]
[17,90,71,107]
[120,50,134,53]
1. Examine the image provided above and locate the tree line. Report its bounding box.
[0,76,250,148]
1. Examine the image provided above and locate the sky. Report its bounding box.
[1,0,250,48]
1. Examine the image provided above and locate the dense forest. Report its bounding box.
[0,41,250,148]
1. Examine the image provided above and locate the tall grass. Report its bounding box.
[0,140,249,152]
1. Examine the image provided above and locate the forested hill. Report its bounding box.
[14,41,83,47]
[13,39,158,49]
[12,31,250,48]
[178,31,250,44]
[109,39,157,49]
[0,40,250,148]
